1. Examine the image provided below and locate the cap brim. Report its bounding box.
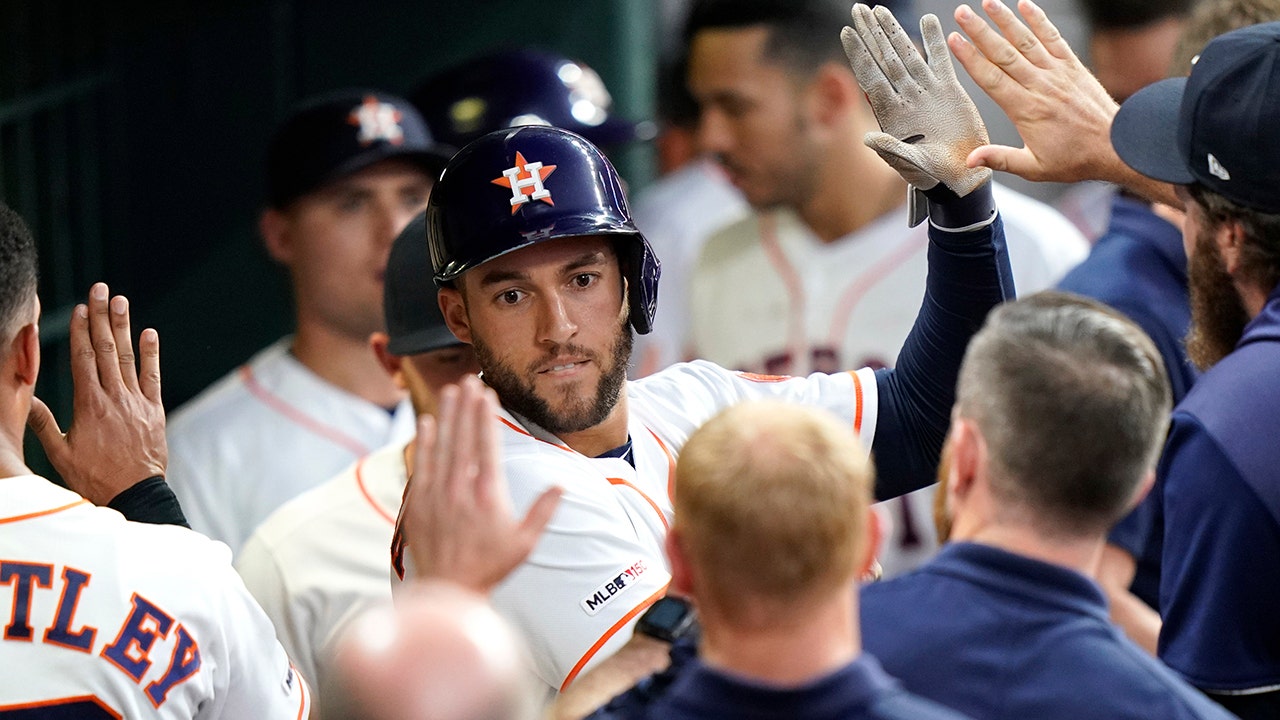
[1111,77,1195,186]
[386,325,465,356]
[331,145,456,186]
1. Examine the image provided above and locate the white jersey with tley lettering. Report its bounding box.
[689,183,1087,577]
[0,476,310,719]
[237,440,407,720]
[167,336,416,556]
[482,360,876,691]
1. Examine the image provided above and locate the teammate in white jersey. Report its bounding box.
[392,10,1015,694]
[167,90,452,554]
[0,204,309,718]
[682,0,1086,576]
[236,213,480,718]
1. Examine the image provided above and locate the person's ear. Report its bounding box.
[439,287,472,344]
[1218,219,1246,276]
[946,419,983,505]
[260,208,293,265]
[11,321,40,387]
[665,528,695,596]
[858,509,884,580]
[369,332,405,388]
[809,62,860,128]
[1125,470,1156,513]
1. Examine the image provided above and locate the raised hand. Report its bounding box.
[27,282,166,505]
[391,375,562,595]
[842,4,993,199]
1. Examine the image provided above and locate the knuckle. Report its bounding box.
[75,347,97,362]
[116,353,135,366]
[94,339,116,355]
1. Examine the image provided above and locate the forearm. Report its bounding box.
[553,635,671,720]
[873,183,1013,500]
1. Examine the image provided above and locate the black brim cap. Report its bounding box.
[385,211,464,356]
[1111,77,1195,186]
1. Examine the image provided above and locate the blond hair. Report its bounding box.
[674,401,873,622]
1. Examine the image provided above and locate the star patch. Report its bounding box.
[492,151,557,214]
[348,96,405,146]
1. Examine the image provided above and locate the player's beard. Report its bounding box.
[474,316,633,437]
[1185,226,1250,371]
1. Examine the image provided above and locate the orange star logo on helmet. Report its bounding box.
[492,151,557,214]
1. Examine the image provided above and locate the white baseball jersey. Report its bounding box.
[167,337,416,555]
[629,158,749,378]
[470,361,876,691]
[0,475,310,719]
[236,441,407,720]
[689,183,1087,576]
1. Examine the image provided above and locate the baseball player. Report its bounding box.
[392,0,1014,694]
[0,204,309,718]
[234,212,480,719]
[166,90,453,555]
[681,0,1088,577]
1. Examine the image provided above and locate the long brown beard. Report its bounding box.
[1186,228,1250,371]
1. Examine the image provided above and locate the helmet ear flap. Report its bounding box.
[617,235,661,336]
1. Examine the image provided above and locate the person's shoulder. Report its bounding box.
[868,686,976,720]
[167,338,292,441]
[698,212,761,262]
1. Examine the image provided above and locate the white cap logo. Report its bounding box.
[348,96,405,146]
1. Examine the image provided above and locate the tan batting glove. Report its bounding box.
[842,5,992,203]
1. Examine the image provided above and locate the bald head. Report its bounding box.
[328,581,538,720]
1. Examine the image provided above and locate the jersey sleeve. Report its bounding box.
[1156,414,1280,693]
[199,558,312,720]
[489,458,673,691]
[234,533,321,698]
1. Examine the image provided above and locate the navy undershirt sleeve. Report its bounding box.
[108,476,191,528]
[872,183,1015,501]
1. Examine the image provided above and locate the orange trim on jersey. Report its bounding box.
[497,416,575,454]
[0,499,88,525]
[0,695,122,718]
[560,582,670,691]
[294,661,311,720]
[606,478,670,533]
[646,429,677,503]
[240,365,371,458]
[354,455,397,526]
[847,371,864,435]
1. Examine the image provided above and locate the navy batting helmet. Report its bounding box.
[411,49,651,150]
[426,126,660,335]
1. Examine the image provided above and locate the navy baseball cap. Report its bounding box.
[384,211,463,356]
[1111,21,1280,213]
[266,89,455,209]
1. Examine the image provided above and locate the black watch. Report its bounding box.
[636,596,697,643]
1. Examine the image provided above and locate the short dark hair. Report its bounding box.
[956,292,1172,537]
[1077,0,1195,31]
[0,202,39,336]
[684,0,856,74]
[1189,183,1280,293]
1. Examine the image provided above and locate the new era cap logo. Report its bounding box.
[492,151,557,214]
[1207,153,1231,181]
[348,96,405,146]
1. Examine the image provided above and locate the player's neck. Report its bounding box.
[0,447,30,479]
[952,519,1107,579]
[0,402,29,477]
[699,587,860,686]
[796,143,905,244]
[290,323,404,408]
[557,390,631,459]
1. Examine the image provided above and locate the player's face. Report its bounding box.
[446,235,632,436]
[1181,193,1250,371]
[1088,18,1183,103]
[273,159,432,342]
[688,26,824,210]
[400,344,482,417]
